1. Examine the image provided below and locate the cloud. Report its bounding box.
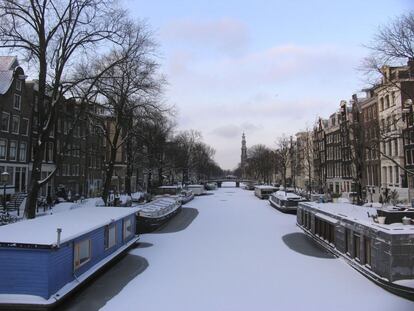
[162,18,249,55]
[210,122,262,139]
[165,43,363,169]
[210,124,241,138]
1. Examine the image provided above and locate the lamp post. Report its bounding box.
[1,171,9,213]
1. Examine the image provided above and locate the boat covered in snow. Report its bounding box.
[135,197,182,233]
[179,189,194,204]
[254,185,277,199]
[0,206,139,310]
[269,190,307,213]
[186,184,206,196]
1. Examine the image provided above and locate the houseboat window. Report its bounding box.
[299,209,306,227]
[345,229,352,255]
[123,218,133,240]
[105,225,117,249]
[74,239,91,269]
[354,234,361,261]
[364,237,372,267]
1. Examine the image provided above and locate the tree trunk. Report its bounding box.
[25,148,44,218]
[125,139,133,196]
[102,128,121,204]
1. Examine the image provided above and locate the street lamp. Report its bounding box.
[1,171,9,213]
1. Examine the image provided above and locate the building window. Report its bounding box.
[47,142,53,162]
[1,112,10,132]
[21,118,29,135]
[123,218,133,240]
[394,139,398,156]
[13,94,21,110]
[0,139,6,160]
[16,79,22,91]
[105,225,117,249]
[74,239,91,269]
[9,141,17,161]
[19,142,27,162]
[11,115,19,134]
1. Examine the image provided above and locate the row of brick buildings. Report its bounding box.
[0,56,135,200]
[291,59,414,203]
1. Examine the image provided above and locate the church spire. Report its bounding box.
[241,133,247,178]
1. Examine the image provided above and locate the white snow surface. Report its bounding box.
[100,186,414,311]
[0,206,138,245]
[273,190,302,199]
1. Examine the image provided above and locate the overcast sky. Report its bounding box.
[125,0,413,170]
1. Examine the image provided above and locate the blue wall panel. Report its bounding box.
[0,248,49,298]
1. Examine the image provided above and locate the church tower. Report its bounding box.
[241,133,247,178]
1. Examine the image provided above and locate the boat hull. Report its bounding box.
[136,205,182,233]
[269,196,298,214]
[299,225,414,301]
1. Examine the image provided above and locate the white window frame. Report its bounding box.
[105,224,117,250]
[9,140,17,161]
[1,112,10,132]
[0,139,7,160]
[74,239,91,270]
[16,79,22,91]
[11,115,19,134]
[19,142,27,162]
[13,94,21,110]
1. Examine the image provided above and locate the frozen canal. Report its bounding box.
[62,184,414,311]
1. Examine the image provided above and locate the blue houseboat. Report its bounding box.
[0,206,140,309]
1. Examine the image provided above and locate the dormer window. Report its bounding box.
[16,79,22,91]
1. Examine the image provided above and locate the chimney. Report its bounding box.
[408,58,414,77]
[56,228,62,248]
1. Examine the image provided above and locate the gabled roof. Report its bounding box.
[0,56,19,95]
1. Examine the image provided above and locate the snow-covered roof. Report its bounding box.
[159,185,182,189]
[255,185,276,190]
[301,202,414,234]
[273,190,302,200]
[0,56,18,95]
[0,206,139,246]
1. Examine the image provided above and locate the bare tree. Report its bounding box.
[86,23,164,204]
[275,135,291,187]
[0,0,128,218]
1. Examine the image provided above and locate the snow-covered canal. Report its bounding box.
[62,184,414,311]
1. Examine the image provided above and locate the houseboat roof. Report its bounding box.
[273,190,302,200]
[300,202,414,235]
[138,197,178,213]
[0,206,139,247]
[158,185,182,189]
[255,185,277,190]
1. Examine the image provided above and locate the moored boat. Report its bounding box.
[187,184,206,196]
[254,185,277,199]
[269,190,307,213]
[297,202,414,300]
[0,206,139,310]
[179,189,194,204]
[135,197,182,233]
